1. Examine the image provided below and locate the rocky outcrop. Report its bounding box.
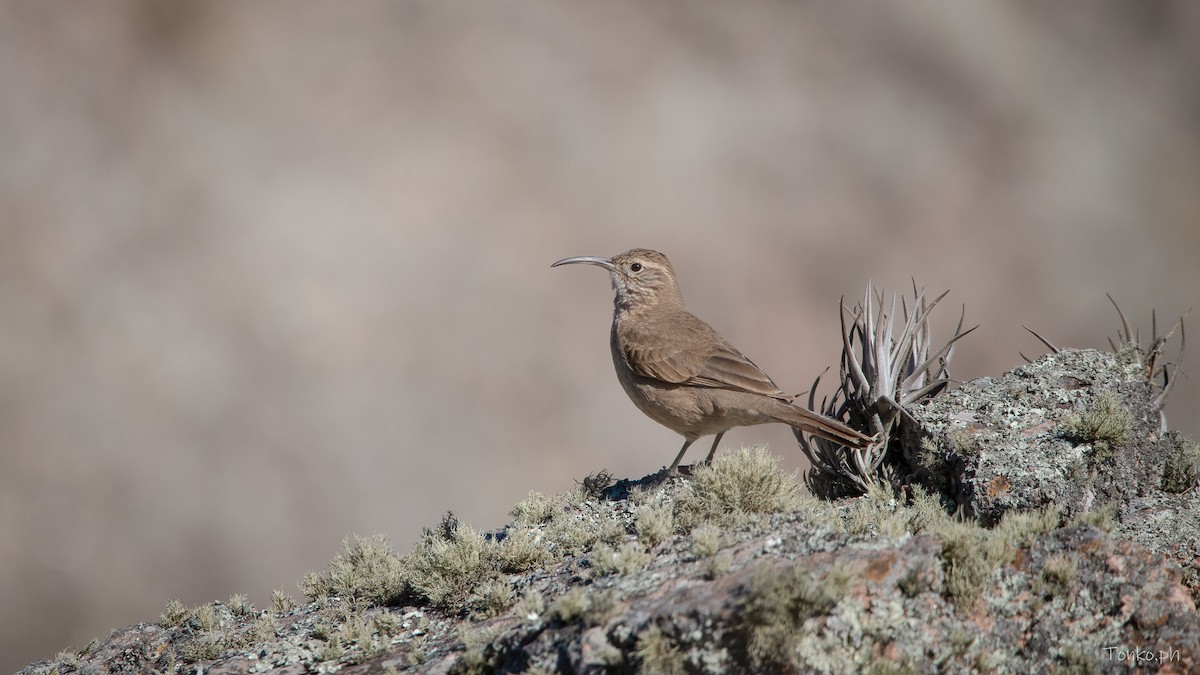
[20,350,1200,674]
[905,349,1178,526]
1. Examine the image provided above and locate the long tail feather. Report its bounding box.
[770,403,874,448]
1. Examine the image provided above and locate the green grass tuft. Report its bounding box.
[300,533,406,607]
[925,504,1059,611]
[1068,501,1116,532]
[496,527,553,573]
[191,603,221,632]
[228,593,252,617]
[540,508,624,558]
[933,519,996,611]
[474,578,515,618]
[271,588,297,613]
[180,635,224,661]
[589,541,651,576]
[549,586,592,623]
[845,483,912,537]
[739,561,849,671]
[456,625,501,675]
[993,504,1062,552]
[404,524,490,608]
[54,648,80,669]
[512,589,546,623]
[510,491,559,526]
[1162,432,1200,493]
[689,524,723,559]
[635,624,685,675]
[635,501,675,548]
[160,598,189,627]
[675,446,800,528]
[1035,555,1078,599]
[1062,391,1134,461]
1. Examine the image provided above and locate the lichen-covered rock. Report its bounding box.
[25,513,1197,674]
[18,373,1200,674]
[905,349,1173,526]
[1115,489,1200,605]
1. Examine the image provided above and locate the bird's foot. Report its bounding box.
[659,464,695,482]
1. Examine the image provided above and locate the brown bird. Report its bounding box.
[553,248,875,475]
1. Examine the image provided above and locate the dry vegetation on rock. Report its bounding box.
[19,303,1198,674]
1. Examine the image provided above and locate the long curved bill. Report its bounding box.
[551,255,618,272]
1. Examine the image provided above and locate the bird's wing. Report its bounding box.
[622,314,790,399]
[687,339,791,399]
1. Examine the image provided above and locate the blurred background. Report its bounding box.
[2,0,1198,669]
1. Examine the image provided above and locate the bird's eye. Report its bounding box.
[630,262,643,272]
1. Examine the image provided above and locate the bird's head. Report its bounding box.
[552,248,683,311]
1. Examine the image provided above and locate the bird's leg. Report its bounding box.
[702,431,726,465]
[666,439,695,475]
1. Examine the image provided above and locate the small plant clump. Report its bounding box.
[160,599,190,627]
[635,500,675,548]
[403,519,490,608]
[589,541,651,577]
[547,583,614,624]
[925,504,1061,611]
[1161,432,1200,493]
[271,589,297,613]
[298,515,548,616]
[474,578,516,618]
[689,524,724,559]
[495,527,552,573]
[578,469,616,500]
[152,598,282,666]
[839,482,950,540]
[305,446,814,628]
[1069,501,1118,532]
[845,483,913,538]
[456,625,502,675]
[991,504,1063,549]
[509,490,559,526]
[513,589,546,623]
[191,603,221,632]
[674,446,801,528]
[52,649,81,670]
[934,518,1006,612]
[689,524,733,579]
[738,561,851,671]
[300,533,407,608]
[548,587,592,623]
[1062,391,1134,462]
[228,593,252,617]
[799,281,976,498]
[180,635,224,662]
[634,624,686,675]
[831,484,1062,612]
[1035,556,1079,599]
